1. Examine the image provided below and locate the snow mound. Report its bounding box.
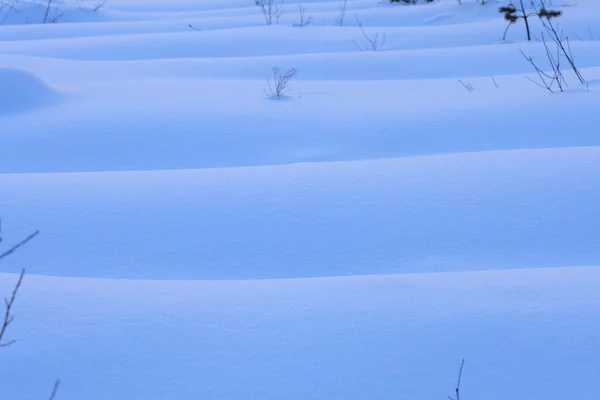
[1,266,599,400]
[0,67,61,114]
[2,147,599,279]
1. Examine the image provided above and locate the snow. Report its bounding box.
[2,146,600,279]
[2,267,600,400]
[1,0,599,399]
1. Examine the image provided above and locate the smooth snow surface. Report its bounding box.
[2,146,600,279]
[2,267,600,400]
[1,0,600,399]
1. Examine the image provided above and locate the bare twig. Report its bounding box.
[588,25,597,41]
[292,5,311,27]
[520,33,566,93]
[352,14,386,51]
[0,268,25,347]
[448,359,465,400]
[42,0,52,23]
[0,220,39,347]
[0,221,57,398]
[570,31,584,42]
[48,379,61,400]
[41,0,64,24]
[458,79,475,91]
[92,0,106,12]
[334,0,347,26]
[42,0,53,23]
[544,32,567,89]
[520,49,556,92]
[456,358,465,400]
[534,0,585,83]
[0,0,19,23]
[255,0,284,26]
[0,230,40,261]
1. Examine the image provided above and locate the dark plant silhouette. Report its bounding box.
[499,0,561,41]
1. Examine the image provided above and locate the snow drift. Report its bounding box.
[0,67,61,114]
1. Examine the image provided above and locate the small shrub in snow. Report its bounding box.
[41,0,64,23]
[352,14,385,51]
[255,0,284,26]
[266,67,297,99]
[292,5,311,27]
[75,0,107,12]
[1,0,106,24]
[334,0,347,26]
[352,14,386,51]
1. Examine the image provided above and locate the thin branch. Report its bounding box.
[353,14,385,51]
[0,221,56,399]
[48,379,61,400]
[92,0,107,12]
[0,0,19,23]
[455,358,465,400]
[447,358,467,400]
[42,0,52,23]
[0,230,40,261]
[458,79,475,91]
[351,39,363,51]
[42,0,63,24]
[534,0,585,83]
[335,0,347,26]
[524,75,552,90]
[570,31,584,41]
[292,5,312,27]
[502,20,513,40]
[520,45,562,93]
[0,268,25,347]
[255,0,284,26]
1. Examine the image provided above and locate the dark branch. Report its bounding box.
[0,230,40,261]
[0,268,25,347]
[48,379,61,400]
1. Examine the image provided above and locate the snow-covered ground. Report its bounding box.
[1,0,599,399]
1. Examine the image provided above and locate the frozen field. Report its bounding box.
[1,0,599,399]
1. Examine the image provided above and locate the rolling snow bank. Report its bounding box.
[1,146,599,279]
[1,266,599,400]
[0,67,61,114]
